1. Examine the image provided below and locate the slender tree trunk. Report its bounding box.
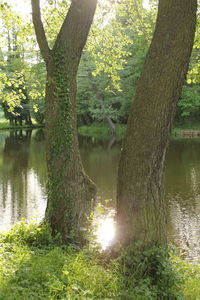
[116,0,197,247]
[32,0,97,243]
[105,116,116,136]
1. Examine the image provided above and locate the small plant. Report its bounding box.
[118,243,184,300]
[0,220,58,247]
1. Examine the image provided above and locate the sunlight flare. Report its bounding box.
[143,0,150,9]
[96,217,115,250]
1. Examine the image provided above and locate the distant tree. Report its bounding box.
[116,0,197,247]
[0,3,32,126]
[31,0,97,243]
[2,73,32,126]
[177,85,200,121]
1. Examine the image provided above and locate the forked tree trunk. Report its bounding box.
[32,0,97,243]
[116,0,197,247]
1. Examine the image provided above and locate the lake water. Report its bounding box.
[0,129,199,261]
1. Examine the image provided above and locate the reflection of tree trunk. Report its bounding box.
[26,129,32,139]
[107,134,116,151]
[116,0,197,247]
[19,130,23,138]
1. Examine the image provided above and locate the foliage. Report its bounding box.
[0,220,55,247]
[186,9,200,85]
[0,1,45,126]
[1,72,32,125]
[28,62,46,124]
[177,85,200,120]
[0,222,199,299]
[117,243,184,300]
[0,0,199,128]
[77,0,153,126]
[171,254,200,300]
[0,221,119,299]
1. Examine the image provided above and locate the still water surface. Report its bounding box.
[0,129,199,260]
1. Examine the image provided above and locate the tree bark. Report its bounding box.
[31,0,97,243]
[116,0,197,247]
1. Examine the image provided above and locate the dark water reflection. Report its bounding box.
[0,130,47,229]
[0,130,199,260]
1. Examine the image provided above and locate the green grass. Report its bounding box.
[0,109,44,130]
[173,120,200,131]
[0,110,5,120]
[79,121,200,140]
[78,123,126,140]
[0,221,119,300]
[0,221,199,299]
[0,119,44,130]
[172,120,200,136]
[1,116,200,140]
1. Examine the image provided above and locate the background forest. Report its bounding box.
[0,0,199,131]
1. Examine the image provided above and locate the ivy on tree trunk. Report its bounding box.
[31,0,97,243]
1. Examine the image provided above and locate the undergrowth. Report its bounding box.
[0,221,199,299]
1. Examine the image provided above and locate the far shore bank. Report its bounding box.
[1,121,200,140]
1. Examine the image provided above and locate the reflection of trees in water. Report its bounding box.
[2,130,32,221]
[165,141,200,260]
[165,141,200,209]
[0,129,47,229]
[79,134,117,152]
[107,135,116,151]
[167,197,200,261]
[33,129,45,142]
[29,129,47,187]
[3,130,32,173]
[79,135,121,205]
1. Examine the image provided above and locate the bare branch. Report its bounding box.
[31,0,51,62]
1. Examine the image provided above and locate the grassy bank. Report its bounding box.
[1,118,200,140]
[172,121,200,138]
[0,222,199,299]
[79,122,200,140]
[78,123,126,140]
[0,122,44,130]
[0,120,44,130]
[0,111,44,130]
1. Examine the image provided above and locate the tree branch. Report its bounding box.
[53,0,97,56]
[31,0,51,63]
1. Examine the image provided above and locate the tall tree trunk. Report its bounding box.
[32,0,97,243]
[116,0,197,247]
